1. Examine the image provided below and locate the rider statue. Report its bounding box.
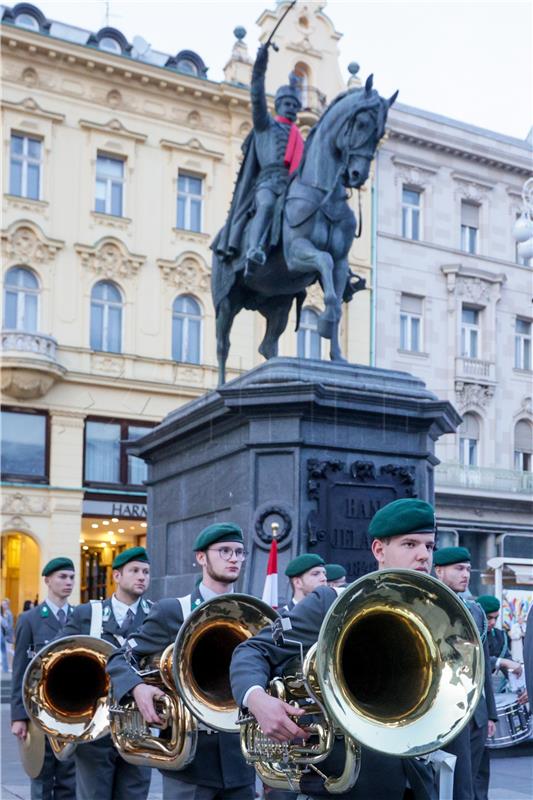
[212,44,304,276]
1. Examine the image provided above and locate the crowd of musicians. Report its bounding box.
[9,498,533,800]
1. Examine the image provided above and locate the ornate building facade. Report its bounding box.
[375,103,533,592]
[1,2,372,609]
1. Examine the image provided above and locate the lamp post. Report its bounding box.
[513,177,533,263]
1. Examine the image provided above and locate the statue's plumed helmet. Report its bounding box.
[275,73,302,109]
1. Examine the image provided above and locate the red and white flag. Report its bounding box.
[262,535,278,609]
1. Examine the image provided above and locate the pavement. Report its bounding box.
[1,702,532,800]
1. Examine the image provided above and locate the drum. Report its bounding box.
[486,692,531,749]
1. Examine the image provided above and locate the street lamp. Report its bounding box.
[513,177,533,262]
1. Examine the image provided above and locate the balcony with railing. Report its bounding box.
[1,330,66,399]
[455,356,496,384]
[436,462,533,495]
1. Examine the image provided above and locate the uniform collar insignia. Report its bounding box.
[102,605,111,622]
[193,598,201,608]
[141,599,150,613]
[41,605,49,617]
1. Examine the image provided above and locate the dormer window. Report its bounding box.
[15,12,39,30]
[99,36,121,54]
[176,58,198,76]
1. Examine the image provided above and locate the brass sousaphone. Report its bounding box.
[109,594,278,768]
[23,635,116,762]
[241,570,484,792]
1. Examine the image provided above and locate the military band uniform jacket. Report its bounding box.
[11,600,75,723]
[230,585,436,800]
[487,626,511,672]
[106,586,256,791]
[61,597,153,800]
[11,601,76,799]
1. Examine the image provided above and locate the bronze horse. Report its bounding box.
[211,76,397,384]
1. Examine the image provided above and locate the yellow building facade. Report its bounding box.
[1,2,373,612]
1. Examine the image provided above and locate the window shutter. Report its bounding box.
[461,201,479,227]
[460,413,479,439]
[400,294,423,314]
[514,420,533,453]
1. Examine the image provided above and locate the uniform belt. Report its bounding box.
[198,723,218,735]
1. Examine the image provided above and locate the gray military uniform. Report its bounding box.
[11,600,76,800]
[231,585,437,800]
[61,597,153,800]
[107,586,256,800]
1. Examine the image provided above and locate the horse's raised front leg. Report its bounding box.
[287,237,337,339]
[329,258,350,362]
[258,297,293,360]
[216,296,240,385]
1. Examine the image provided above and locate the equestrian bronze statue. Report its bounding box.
[211,44,397,384]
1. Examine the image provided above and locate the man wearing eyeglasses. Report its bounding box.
[107,523,255,800]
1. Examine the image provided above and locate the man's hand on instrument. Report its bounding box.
[246,687,309,743]
[132,683,167,724]
[487,720,496,738]
[517,688,528,705]
[500,658,523,676]
[11,720,28,740]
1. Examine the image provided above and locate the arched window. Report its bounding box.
[297,308,321,360]
[459,413,480,467]
[90,281,123,353]
[3,266,39,331]
[172,295,201,364]
[99,36,122,54]
[514,419,533,471]
[294,61,310,106]
[15,12,39,30]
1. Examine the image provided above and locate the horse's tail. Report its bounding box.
[294,290,307,332]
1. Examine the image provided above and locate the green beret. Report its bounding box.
[368,498,435,540]
[112,546,149,570]
[477,595,500,614]
[42,557,75,577]
[325,564,347,581]
[433,546,471,567]
[193,523,244,551]
[285,553,325,578]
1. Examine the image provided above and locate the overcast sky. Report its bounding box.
[29,0,532,140]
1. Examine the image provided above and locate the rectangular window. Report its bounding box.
[9,134,42,199]
[459,437,478,467]
[514,451,531,471]
[84,419,152,486]
[515,318,532,370]
[461,306,480,359]
[1,409,48,481]
[177,172,203,232]
[401,187,421,240]
[95,154,125,216]
[461,201,479,254]
[399,294,423,352]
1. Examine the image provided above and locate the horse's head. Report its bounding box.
[335,75,398,188]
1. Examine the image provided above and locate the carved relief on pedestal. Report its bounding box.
[1,220,64,264]
[75,238,145,280]
[157,253,211,294]
[455,381,495,411]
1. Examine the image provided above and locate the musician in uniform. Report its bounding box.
[106,522,256,800]
[325,564,347,588]
[475,594,525,800]
[61,546,153,800]
[282,554,326,613]
[230,498,439,800]
[434,548,498,800]
[11,556,77,799]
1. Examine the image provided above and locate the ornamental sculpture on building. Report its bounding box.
[211,34,397,384]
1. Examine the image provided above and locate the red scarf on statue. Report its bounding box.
[275,116,304,174]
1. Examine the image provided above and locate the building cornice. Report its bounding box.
[386,127,531,177]
[160,137,224,160]
[1,24,251,112]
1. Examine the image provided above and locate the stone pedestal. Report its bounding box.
[132,359,461,602]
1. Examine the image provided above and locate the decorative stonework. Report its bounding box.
[393,160,436,188]
[2,515,32,534]
[75,237,145,280]
[2,492,50,516]
[1,220,64,264]
[456,276,493,305]
[79,117,147,143]
[455,381,495,411]
[90,354,125,376]
[158,254,210,293]
[1,96,64,123]
[453,177,492,204]
[442,264,506,307]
